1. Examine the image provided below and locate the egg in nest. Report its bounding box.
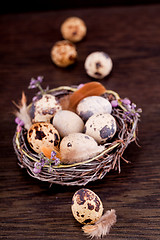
[27,122,60,154]
[60,133,104,164]
[31,94,62,123]
[71,188,103,224]
[76,96,112,122]
[84,113,117,144]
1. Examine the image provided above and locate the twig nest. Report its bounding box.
[31,94,62,123]
[84,113,117,144]
[71,188,103,224]
[76,96,112,122]
[61,17,87,42]
[84,51,113,79]
[52,110,84,137]
[51,40,77,67]
[60,133,104,164]
[27,122,60,154]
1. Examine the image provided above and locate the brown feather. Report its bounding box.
[82,209,117,238]
[67,82,107,112]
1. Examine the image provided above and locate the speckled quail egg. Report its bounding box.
[27,122,60,154]
[31,94,62,123]
[76,96,112,122]
[60,133,104,164]
[51,40,77,67]
[84,113,117,144]
[71,188,103,224]
[52,110,84,138]
[84,51,113,79]
[61,17,87,42]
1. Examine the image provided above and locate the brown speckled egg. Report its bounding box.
[71,188,103,224]
[76,96,112,122]
[60,133,104,164]
[32,94,62,123]
[51,40,77,67]
[84,51,113,79]
[85,113,117,144]
[61,17,87,42]
[27,122,60,154]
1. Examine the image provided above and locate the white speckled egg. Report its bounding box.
[27,122,60,153]
[52,110,84,137]
[76,96,112,122]
[84,51,113,79]
[71,188,103,224]
[31,94,62,123]
[85,113,117,144]
[60,133,104,164]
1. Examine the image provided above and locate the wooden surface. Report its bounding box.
[0,4,160,240]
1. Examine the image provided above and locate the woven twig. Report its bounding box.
[13,87,140,186]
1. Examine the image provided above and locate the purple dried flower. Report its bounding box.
[122,98,131,105]
[15,117,24,126]
[131,103,136,109]
[32,96,39,102]
[37,76,43,83]
[51,151,56,159]
[28,76,44,90]
[77,83,84,89]
[111,99,118,107]
[54,157,60,166]
[33,162,42,173]
[17,125,22,133]
[137,108,142,113]
[33,167,41,174]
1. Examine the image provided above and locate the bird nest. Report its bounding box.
[13,85,141,186]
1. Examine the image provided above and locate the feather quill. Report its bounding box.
[13,92,32,130]
[82,209,117,238]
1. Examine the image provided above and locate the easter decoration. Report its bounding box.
[13,76,142,186]
[71,188,117,238]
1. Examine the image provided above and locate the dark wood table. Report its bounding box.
[0,4,160,240]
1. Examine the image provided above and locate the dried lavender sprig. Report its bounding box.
[28,76,45,95]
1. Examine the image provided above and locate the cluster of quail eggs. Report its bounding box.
[27,91,117,164]
[50,17,112,79]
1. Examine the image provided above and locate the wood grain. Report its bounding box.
[0,4,160,240]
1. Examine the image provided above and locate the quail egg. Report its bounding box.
[31,94,62,123]
[84,51,113,79]
[71,188,103,224]
[52,110,84,137]
[51,40,77,67]
[60,133,104,164]
[84,113,117,144]
[61,17,87,42]
[76,96,112,122]
[27,122,60,154]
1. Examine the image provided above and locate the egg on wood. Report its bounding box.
[52,110,84,137]
[61,17,87,42]
[60,133,104,164]
[84,113,117,144]
[31,94,62,123]
[71,188,104,224]
[76,96,112,122]
[27,122,60,154]
[84,51,113,79]
[51,40,77,67]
